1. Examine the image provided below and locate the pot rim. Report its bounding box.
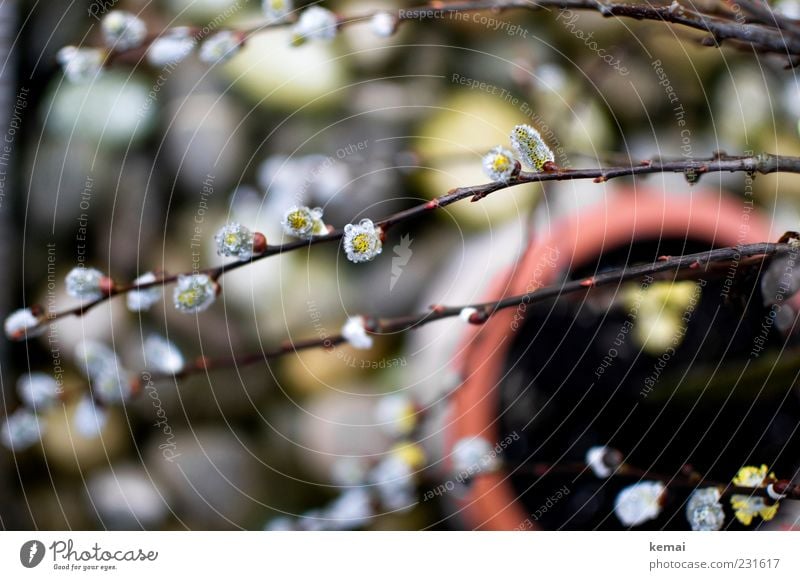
[445,189,771,530]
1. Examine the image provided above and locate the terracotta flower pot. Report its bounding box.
[446,188,773,530]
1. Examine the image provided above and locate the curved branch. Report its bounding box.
[31,153,800,329]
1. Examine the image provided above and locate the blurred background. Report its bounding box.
[2,0,800,530]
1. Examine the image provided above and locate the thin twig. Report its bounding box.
[32,153,800,328]
[99,0,800,60]
[147,241,794,381]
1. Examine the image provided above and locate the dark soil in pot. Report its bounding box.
[496,237,800,530]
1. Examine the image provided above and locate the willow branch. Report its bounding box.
[144,241,794,382]
[513,461,800,500]
[33,152,800,328]
[99,0,800,62]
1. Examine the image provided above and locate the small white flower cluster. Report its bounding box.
[73,395,109,439]
[481,146,518,182]
[614,481,665,527]
[1,408,43,451]
[4,308,44,341]
[147,28,196,67]
[57,46,105,83]
[686,487,725,531]
[101,11,147,51]
[281,206,327,239]
[293,488,374,531]
[266,442,425,531]
[585,445,621,478]
[215,222,256,261]
[75,340,133,405]
[65,266,106,301]
[374,394,417,437]
[0,373,60,450]
[451,437,500,475]
[127,272,162,312]
[144,335,185,375]
[173,274,217,314]
[341,315,373,349]
[291,6,338,45]
[509,124,555,172]
[263,0,293,22]
[370,12,398,38]
[343,219,383,263]
[369,443,425,511]
[199,31,242,65]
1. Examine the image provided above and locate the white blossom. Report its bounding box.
[614,481,665,527]
[370,12,398,38]
[173,274,217,313]
[324,488,374,530]
[91,367,133,404]
[147,27,196,67]
[65,266,105,301]
[264,516,294,530]
[199,31,241,64]
[215,222,256,261]
[17,373,60,410]
[369,455,416,512]
[263,0,293,22]
[330,456,368,486]
[144,335,184,374]
[586,446,615,478]
[343,218,382,263]
[375,394,416,437]
[342,315,373,350]
[74,340,121,380]
[292,7,338,45]
[57,46,105,83]
[127,272,162,312]
[451,437,497,474]
[510,124,554,172]
[73,396,108,438]
[686,487,725,531]
[280,206,327,239]
[4,308,44,341]
[482,146,517,182]
[1,409,43,450]
[101,11,147,51]
[458,307,478,323]
[730,465,779,525]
